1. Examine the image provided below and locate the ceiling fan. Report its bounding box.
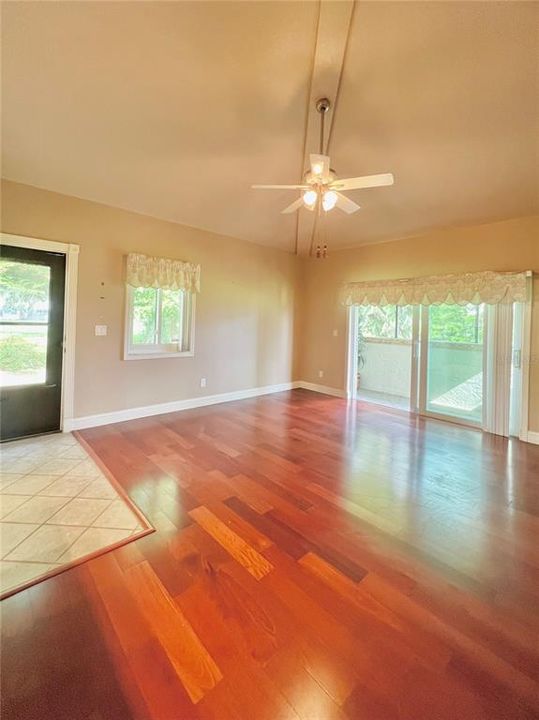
[252,98,394,215]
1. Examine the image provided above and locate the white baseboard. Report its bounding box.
[526,431,539,445]
[296,381,346,398]
[64,381,303,431]
[64,380,348,432]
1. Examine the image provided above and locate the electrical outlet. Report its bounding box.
[200,377,207,388]
[318,370,324,379]
[333,329,338,337]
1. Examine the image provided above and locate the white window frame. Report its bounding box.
[358,304,413,342]
[123,285,195,360]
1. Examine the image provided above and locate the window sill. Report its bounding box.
[124,350,194,361]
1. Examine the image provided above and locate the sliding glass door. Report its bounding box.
[354,304,414,410]
[347,274,530,438]
[419,304,486,426]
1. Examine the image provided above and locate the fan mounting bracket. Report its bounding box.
[315,97,331,114]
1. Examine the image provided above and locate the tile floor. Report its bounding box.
[0,432,148,596]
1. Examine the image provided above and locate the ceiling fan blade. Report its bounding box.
[309,154,330,180]
[335,192,361,214]
[331,173,394,191]
[281,197,304,214]
[252,184,308,190]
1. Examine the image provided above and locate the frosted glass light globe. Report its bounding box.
[322,190,337,211]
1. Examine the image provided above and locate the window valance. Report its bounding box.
[126,253,200,293]
[341,270,529,307]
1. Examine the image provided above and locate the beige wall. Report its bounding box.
[299,215,539,431]
[2,179,537,433]
[1,180,300,418]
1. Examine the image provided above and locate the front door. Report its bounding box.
[0,244,66,441]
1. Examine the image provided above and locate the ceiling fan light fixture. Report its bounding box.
[302,188,317,207]
[322,190,338,212]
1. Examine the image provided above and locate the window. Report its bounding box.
[428,303,484,344]
[358,305,412,341]
[125,285,194,359]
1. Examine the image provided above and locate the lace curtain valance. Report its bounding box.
[341,271,529,307]
[126,253,200,293]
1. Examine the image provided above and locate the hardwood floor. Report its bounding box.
[2,389,539,719]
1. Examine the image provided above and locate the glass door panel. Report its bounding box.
[355,304,415,411]
[425,303,485,424]
[0,260,50,387]
[0,245,65,441]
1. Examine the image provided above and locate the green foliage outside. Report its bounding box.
[358,305,413,340]
[0,259,49,375]
[132,287,182,345]
[0,335,46,372]
[0,260,50,320]
[132,287,158,343]
[429,304,483,343]
[359,304,483,344]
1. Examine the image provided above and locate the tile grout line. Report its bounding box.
[1,434,143,581]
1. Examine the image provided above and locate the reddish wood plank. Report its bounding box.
[2,390,539,720]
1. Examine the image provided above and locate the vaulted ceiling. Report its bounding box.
[2,1,538,253]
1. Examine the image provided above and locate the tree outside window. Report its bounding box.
[358,305,413,340]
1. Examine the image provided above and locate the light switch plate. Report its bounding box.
[95,325,107,336]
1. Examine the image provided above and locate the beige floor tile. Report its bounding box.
[22,449,64,462]
[78,477,119,500]
[0,458,42,474]
[93,500,139,530]
[0,560,56,594]
[44,434,78,447]
[66,459,104,478]
[2,474,57,496]
[58,527,131,562]
[6,524,85,563]
[58,445,88,460]
[0,435,148,596]
[0,495,33,519]
[1,444,30,459]
[33,458,82,476]
[0,474,23,491]
[1,522,40,558]
[47,497,112,526]
[40,476,93,498]
[3,495,70,524]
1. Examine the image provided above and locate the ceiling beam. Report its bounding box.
[295,0,355,256]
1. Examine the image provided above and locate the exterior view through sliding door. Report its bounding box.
[355,304,414,411]
[346,271,532,438]
[354,303,487,425]
[421,303,485,425]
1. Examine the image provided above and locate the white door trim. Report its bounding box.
[0,232,79,433]
[410,306,421,413]
[484,303,513,436]
[519,272,533,442]
[346,306,359,399]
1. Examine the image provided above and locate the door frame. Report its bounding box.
[346,278,534,441]
[519,272,534,442]
[0,233,79,433]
